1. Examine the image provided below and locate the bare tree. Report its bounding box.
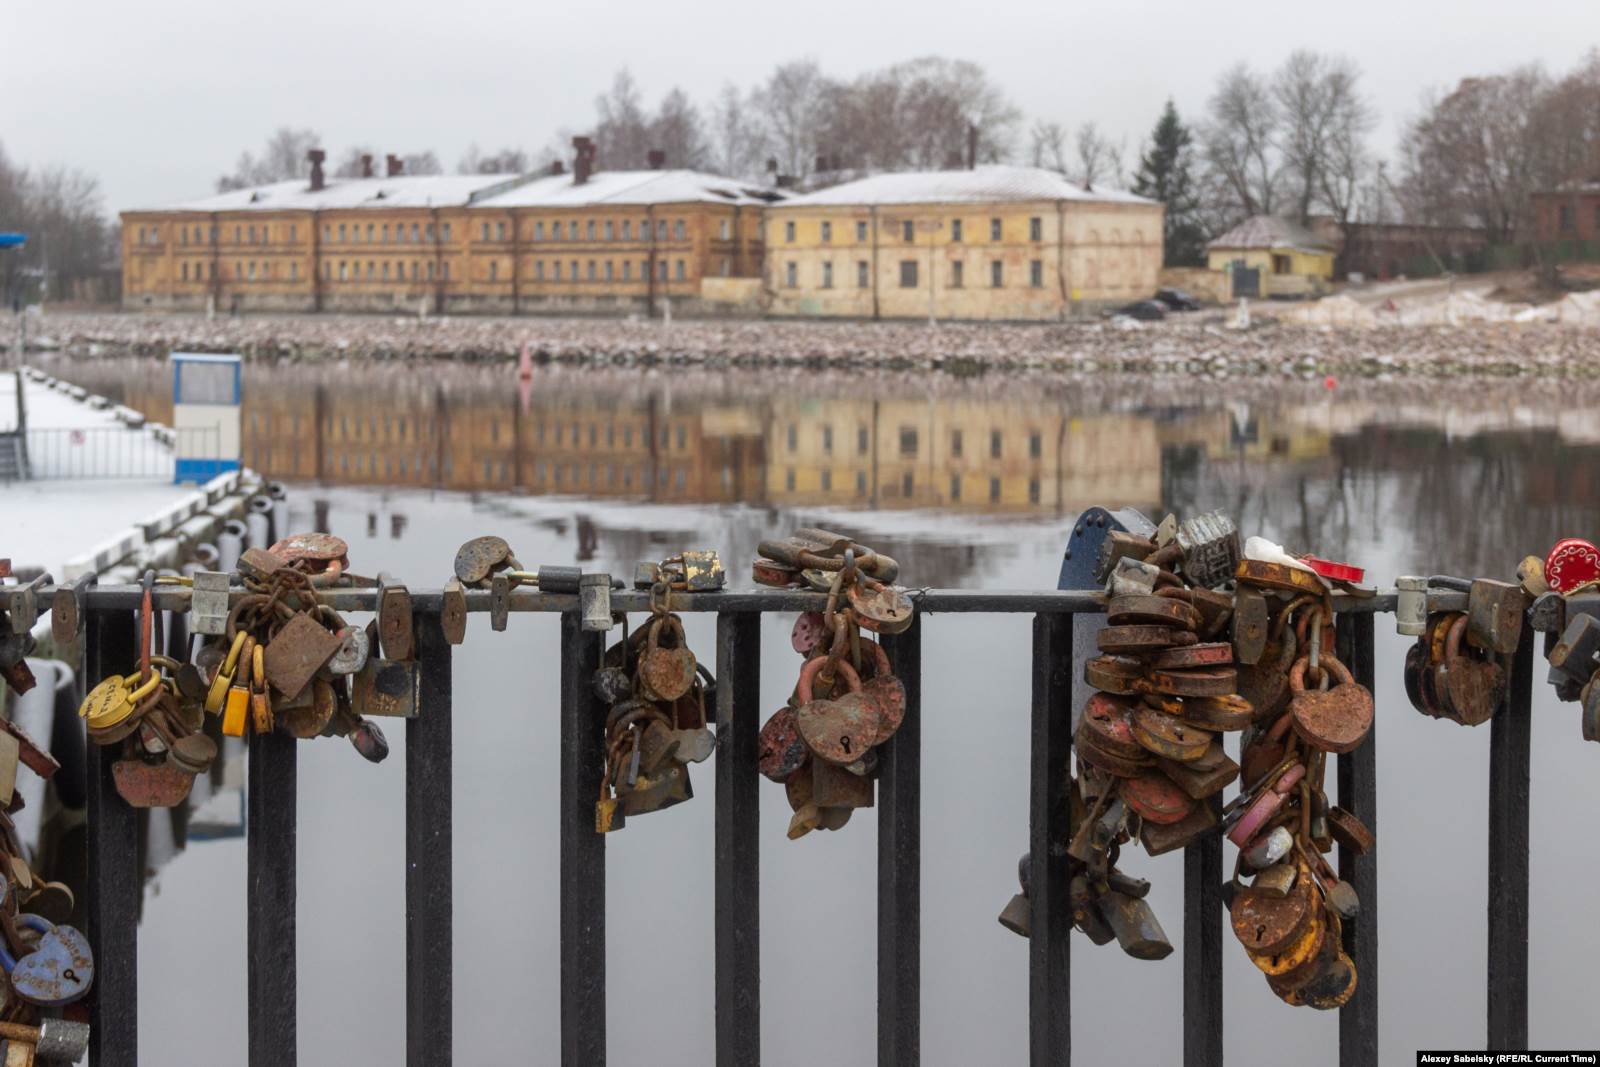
[754,59,831,177]
[651,88,709,169]
[400,151,444,176]
[458,144,530,174]
[1273,51,1373,224]
[1072,122,1119,189]
[593,69,653,170]
[1029,120,1069,172]
[1201,64,1280,221]
[332,146,377,178]
[0,143,115,304]
[216,127,321,191]
[708,83,767,179]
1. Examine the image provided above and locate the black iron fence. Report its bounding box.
[1,427,222,482]
[64,583,1532,1067]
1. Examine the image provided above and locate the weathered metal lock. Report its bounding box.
[671,550,725,593]
[2,573,49,633]
[353,658,421,718]
[1548,614,1600,689]
[622,761,693,817]
[454,536,519,587]
[112,758,196,808]
[1230,865,1316,957]
[592,666,633,707]
[847,578,914,635]
[1437,615,1503,725]
[1231,586,1269,665]
[1394,576,1428,637]
[1175,511,1240,590]
[489,573,511,632]
[1236,627,1297,723]
[1120,772,1195,826]
[1581,673,1600,743]
[1228,763,1306,847]
[1528,591,1566,635]
[377,577,414,661]
[578,573,613,633]
[1097,890,1174,960]
[1141,796,1218,855]
[1093,530,1157,584]
[1466,579,1525,656]
[325,626,371,677]
[440,579,468,645]
[189,571,230,636]
[1288,655,1373,754]
[637,616,696,702]
[1105,556,1161,597]
[236,547,284,583]
[758,707,809,782]
[262,612,345,700]
[810,758,874,809]
[794,658,879,766]
[1,913,94,1007]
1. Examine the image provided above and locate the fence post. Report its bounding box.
[85,600,140,1067]
[247,729,297,1067]
[880,615,922,1067]
[1336,612,1378,1067]
[1029,613,1071,1066]
[1487,627,1533,1049]
[714,613,761,1067]
[1183,797,1223,1067]
[408,615,454,1066]
[560,614,605,1067]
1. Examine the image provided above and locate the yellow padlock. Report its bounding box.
[205,631,249,716]
[221,637,255,738]
[81,672,163,731]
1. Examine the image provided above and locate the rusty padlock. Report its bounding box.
[1438,614,1503,726]
[1466,579,1525,656]
[262,613,345,701]
[636,615,696,703]
[794,657,879,766]
[1287,654,1372,754]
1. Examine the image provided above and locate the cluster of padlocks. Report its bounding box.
[1524,538,1600,736]
[77,534,411,809]
[1397,575,1526,725]
[996,511,1375,1009]
[754,531,912,839]
[0,564,94,1065]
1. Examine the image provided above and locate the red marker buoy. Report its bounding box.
[1323,375,1337,390]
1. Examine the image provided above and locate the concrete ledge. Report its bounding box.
[64,528,147,581]
[138,491,209,541]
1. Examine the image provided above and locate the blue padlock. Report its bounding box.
[1,913,95,1007]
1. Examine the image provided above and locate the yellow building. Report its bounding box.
[763,166,1163,320]
[1206,215,1336,300]
[121,144,780,316]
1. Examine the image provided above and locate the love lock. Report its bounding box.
[4,914,94,1007]
[111,757,195,808]
[847,579,914,635]
[1439,614,1504,726]
[790,612,829,656]
[1288,655,1373,754]
[637,616,696,703]
[1235,628,1297,723]
[795,656,880,766]
[454,536,519,586]
[1119,772,1194,825]
[325,626,370,677]
[281,679,338,738]
[759,707,810,781]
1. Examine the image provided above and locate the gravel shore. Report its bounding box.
[15,310,1600,379]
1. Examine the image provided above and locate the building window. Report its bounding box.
[899,428,917,457]
[289,224,296,242]
[553,261,561,280]
[535,261,544,280]
[622,261,631,280]
[990,430,1003,459]
[368,261,376,279]
[427,261,435,280]
[951,261,964,288]
[587,260,596,280]
[566,221,576,240]
[442,262,450,280]
[489,261,498,281]
[719,219,730,239]
[338,224,346,241]
[622,220,632,240]
[1030,217,1042,241]
[587,220,596,240]
[180,228,188,245]
[990,218,1001,241]
[785,262,797,288]
[339,261,349,280]
[675,259,685,280]
[247,225,256,243]
[383,262,391,280]
[901,472,914,498]
[381,224,389,243]
[951,219,963,242]
[989,478,1001,503]
[991,261,1003,288]
[785,220,796,243]
[605,261,614,281]
[950,475,961,501]
[426,224,435,240]
[412,223,420,241]
[1029,431,1042,458]
[181,262,189,280]
[604,220,614,240]
[574,259,582,279]
[497,221,506,241]
[821,221,832,243]
[899,260,918,288]
[656,220,668,239]
[902,220,914,242]
[673,220,685,240]
[366,224,374,242]
[482,222,491,241]
[1558,205,1576,233]
[1030,260,1043,287]
[290,263,298,280]
[856,220,868,242]
[235,225,242,243]
[858,426,869,454]
[821,261,833,289]
[951,429,963,457]
[857,261,869,288]
[442,224,452,241]
[535,221,545,240]
[1273,254,1292,275]
[1028,478,1041,504]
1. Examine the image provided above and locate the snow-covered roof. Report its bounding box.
[134,174,528,213]
[133,169,784,214]
[474,169,785,208]
[1207,215,1335,254]
[773,165,1157,208]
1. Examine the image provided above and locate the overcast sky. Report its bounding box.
[5,0,1595,214]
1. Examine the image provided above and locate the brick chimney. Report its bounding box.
[572,136,596,185]
[967,124,978,170]
[386,154,403,177]
[550,159,565,176]
[307,149,326,191]
[647,149,666,170]
[361,154,374,179]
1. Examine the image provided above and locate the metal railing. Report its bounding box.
[63,583,1532,1067]
[2,427,221,482]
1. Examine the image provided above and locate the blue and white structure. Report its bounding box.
[169,352,241,483]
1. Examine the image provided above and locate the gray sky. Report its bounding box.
[5,0,1595,214]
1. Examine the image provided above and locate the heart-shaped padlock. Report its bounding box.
[1288,654,1373,754]
[637,616,696,703]
[112,758,195,808]
[794,656,879,766]
[7,914,94,1007]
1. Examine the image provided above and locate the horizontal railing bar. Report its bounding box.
[42,586,1403,616]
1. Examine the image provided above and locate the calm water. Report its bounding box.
[34,355,1600,1066]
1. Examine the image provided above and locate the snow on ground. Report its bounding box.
[2,372,201,578]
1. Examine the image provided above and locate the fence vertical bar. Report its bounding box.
[1336,612,1378,1067]
[1487,627,1533,1050]
[408,615,454,1066]
[247,730,297,1067]
[560,613,606,1067]
[879,614,921,1067]
[1029,612,1071,1066]
[1183,796,1223,1067]
[86,601,140,1067]
[714,613,761,1067]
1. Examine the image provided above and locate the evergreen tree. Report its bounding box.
[1132,101,1207,267]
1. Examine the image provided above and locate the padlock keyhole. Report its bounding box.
[840,736,852,754]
